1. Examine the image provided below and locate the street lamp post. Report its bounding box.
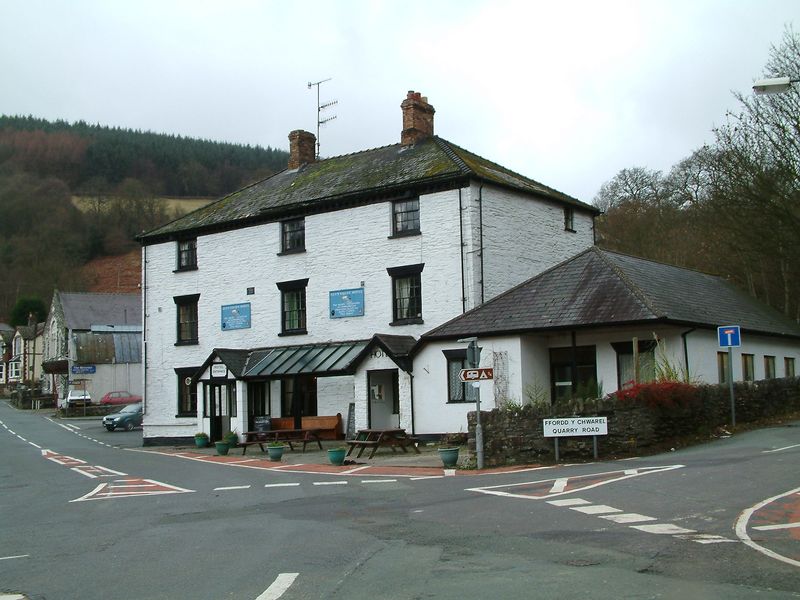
[753,76,799,95]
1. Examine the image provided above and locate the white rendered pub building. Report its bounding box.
[139,91,597,444]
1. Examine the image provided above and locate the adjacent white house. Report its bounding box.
[138,91,599,444]
[42,291,142,405]
[413,247,800,433]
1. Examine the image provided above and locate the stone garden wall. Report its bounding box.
[468,377,800,467]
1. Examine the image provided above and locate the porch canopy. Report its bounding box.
[244,340,369,378]
[195,334,417,382]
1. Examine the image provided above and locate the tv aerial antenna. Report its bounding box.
[308,78,338,159]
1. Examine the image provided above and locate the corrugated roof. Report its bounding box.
[60,293,141,330]
[423,247,800,340]
[73,331,142,364]
[140,136,597,243]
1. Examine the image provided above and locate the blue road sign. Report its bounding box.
[718,325,741,348]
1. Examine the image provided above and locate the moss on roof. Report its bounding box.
[140,136,596,243]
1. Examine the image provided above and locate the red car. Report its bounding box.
[100,391,143,405]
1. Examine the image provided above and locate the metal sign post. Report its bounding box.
[717,325,741,428]
[458,337,485,469]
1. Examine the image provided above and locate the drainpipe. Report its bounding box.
[142,245,147,415]
[458,188,466,313]
[681,328,695,381]
[409,370,415,435]
[478,183,485,304]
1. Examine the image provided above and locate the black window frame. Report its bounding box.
[564,207,575,232]
[785,357,796,378]
[764,355,776,379]
[717,351,729,384]
[550,345,598,402]
[174,294,200,345]
[387,264,424,325]
[279,218,305,254]
[391,198,421,237]
[175,366,199,417]
[443,349,479,404]
[277,278,308,336]
[175,238,197,271]
[742,353,755,382]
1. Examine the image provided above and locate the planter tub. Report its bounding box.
[328,448,346,466]
[438,447,459,468]
[215,441,230,456]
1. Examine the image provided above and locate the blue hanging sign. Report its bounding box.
[71,365,96,374]
[329,288,365,319]
[221,303,251,330]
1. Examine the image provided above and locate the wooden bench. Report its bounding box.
[269,413,343,440]
[346,439,380,459]
[241,429,323,454]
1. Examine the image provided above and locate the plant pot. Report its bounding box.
[195,437,208,448]
[214,441,230,456]
[267,445,284,462]
[438,447,459,468]
[328,447,346,466]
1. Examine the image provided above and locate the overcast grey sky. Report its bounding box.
[1,0,798,203]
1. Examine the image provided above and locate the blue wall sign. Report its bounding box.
[221,303,251,330]
[71,365,96,374]
[330,288,365,319]
[717,325,741,348]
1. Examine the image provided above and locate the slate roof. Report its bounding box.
[422,247,800,341]
[60,293,141,330]
[140,136,598,243]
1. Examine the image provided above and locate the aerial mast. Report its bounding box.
[307,78,338,159]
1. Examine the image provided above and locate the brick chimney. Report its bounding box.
[288,130,316,169]
[401,91,435,146]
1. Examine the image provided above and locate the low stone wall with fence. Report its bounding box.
[468,377,800,467]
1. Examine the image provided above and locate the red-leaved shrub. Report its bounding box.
[612,381,699,410]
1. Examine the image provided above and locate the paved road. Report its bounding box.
[0,401,798,599]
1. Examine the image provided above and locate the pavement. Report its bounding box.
[141,438,541,477]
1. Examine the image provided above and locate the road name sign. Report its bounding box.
[459,368,494,382]
[718,325,741,348]
[543,417,608,437]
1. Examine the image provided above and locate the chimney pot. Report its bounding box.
[288,130,316,169]
[400,91,435,146]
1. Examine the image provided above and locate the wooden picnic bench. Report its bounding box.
[346,428,420,459]
[241,428,323,454]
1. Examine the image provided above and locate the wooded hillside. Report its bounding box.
[0,116,288,321]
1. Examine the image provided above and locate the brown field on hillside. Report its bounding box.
[71,196,214,214]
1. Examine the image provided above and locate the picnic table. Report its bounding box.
[346,428,420,459]
[241,428,323,454]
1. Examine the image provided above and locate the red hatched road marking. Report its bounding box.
[70,478,194,502]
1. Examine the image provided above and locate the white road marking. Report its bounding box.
[28,441,41,449]
[736,485,800,568]
[466,464,684,499]
[570,505,622,515]
[255,572,299,600]
[444,469,456,476]
[17,436,27,442]
[361,479,398,484]
[410,476,444,480]
[340,465,371,474]
[675,534,737,544]
[65,423,81,430]
[549,478,569,493]
[547,498,591,507]
[214,485,252,491]
[7,429,15,434]
[600,513,657,524]
[631,523,696,535]
[763,443,800,453]
[0,554,29,561]
[313,481,348,486]
[753,521,800,531]
[264,483,301,488]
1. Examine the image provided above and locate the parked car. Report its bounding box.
[100,390,143,405]
[66,390,92,407]
[102,403,142,431]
